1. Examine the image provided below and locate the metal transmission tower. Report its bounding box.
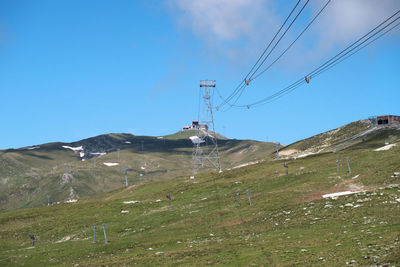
[191,80,221,175]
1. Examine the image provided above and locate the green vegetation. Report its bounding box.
[281,120,372,155]
[0,124,399,266]
[0,132,275,211]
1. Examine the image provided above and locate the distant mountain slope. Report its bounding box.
[280,120,400,158]
[0,132,275,211]
[1,120,399,266]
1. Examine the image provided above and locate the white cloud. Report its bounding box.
[169,0,400,74]
[313,0,400,46]
[173,0,274,41]
[170,0,280,64]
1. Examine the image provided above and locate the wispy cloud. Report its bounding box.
[170,0,400,68]
[312,0,400,46]
[170,0,279,64]
[172,0,273,41]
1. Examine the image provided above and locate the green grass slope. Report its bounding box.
[0,126,399,266]
[0,132,275,211]
[279,120,399,158]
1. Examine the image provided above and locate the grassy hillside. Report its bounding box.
[0,132,276,211]
[279,120,398,158]
[0,124,399,266]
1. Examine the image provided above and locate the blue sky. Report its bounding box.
[0,0,399,149]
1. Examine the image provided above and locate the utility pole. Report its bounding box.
[117,148,120,161]
[336,158,340,175]
[369,116,377,128]
[191,80,221,176]
[346,157,351,174]
[102,224,108,244]
[166,193,171,206]
[283,162,288,175]
[123,166,128,187]
[275,143,280,160]
[246,189,251,206]
[29,234,35,247]
[93,224,96,243]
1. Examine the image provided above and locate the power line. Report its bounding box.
[232,10,400,108]
[306,10,400,80]
[216,0,302,110]
[252,0,331,81]
[245,0,302,82]
[309,16,400,79]
[312,20,400,80]
[247,0,310,81]
[226,0,319,109]
[217,0,311,111]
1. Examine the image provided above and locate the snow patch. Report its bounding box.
[124,141,131,144]
[374,143,397,151]
[104,162,119,166]
[189,136,204,144]
[90,152,106,156]
[26,146,40,150]
[56,236,71,243]
[123,200,140,204]
[322,191,361,199]
[62,145,83,152]
[121,210,129,214]
[65,199,78,203]
[141,166,146,170]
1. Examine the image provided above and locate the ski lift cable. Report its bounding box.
[252,0,332,82]
[232,10,400,108]
[216,0,302,109]
[223,0,328,111]
[312,19,400,80]
[218,0,310,111]
[248,0,310,81]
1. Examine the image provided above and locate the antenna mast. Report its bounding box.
[191,80,221,175]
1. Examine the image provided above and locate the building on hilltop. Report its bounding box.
[182,120,208,131]
[192,120,199,128]
[377,115,400,125]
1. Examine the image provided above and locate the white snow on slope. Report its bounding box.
[189,136,204,144]
[123,200,140,204]
[62,145,83,152]
[26,146,40,150]
[125,141,131,144]
[374,143,397,151]
[104,162,119,166]
[322,191,361,199]
[90,152,106,156]
[56,236,71,243]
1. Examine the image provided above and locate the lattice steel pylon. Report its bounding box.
[191,80,221,175]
